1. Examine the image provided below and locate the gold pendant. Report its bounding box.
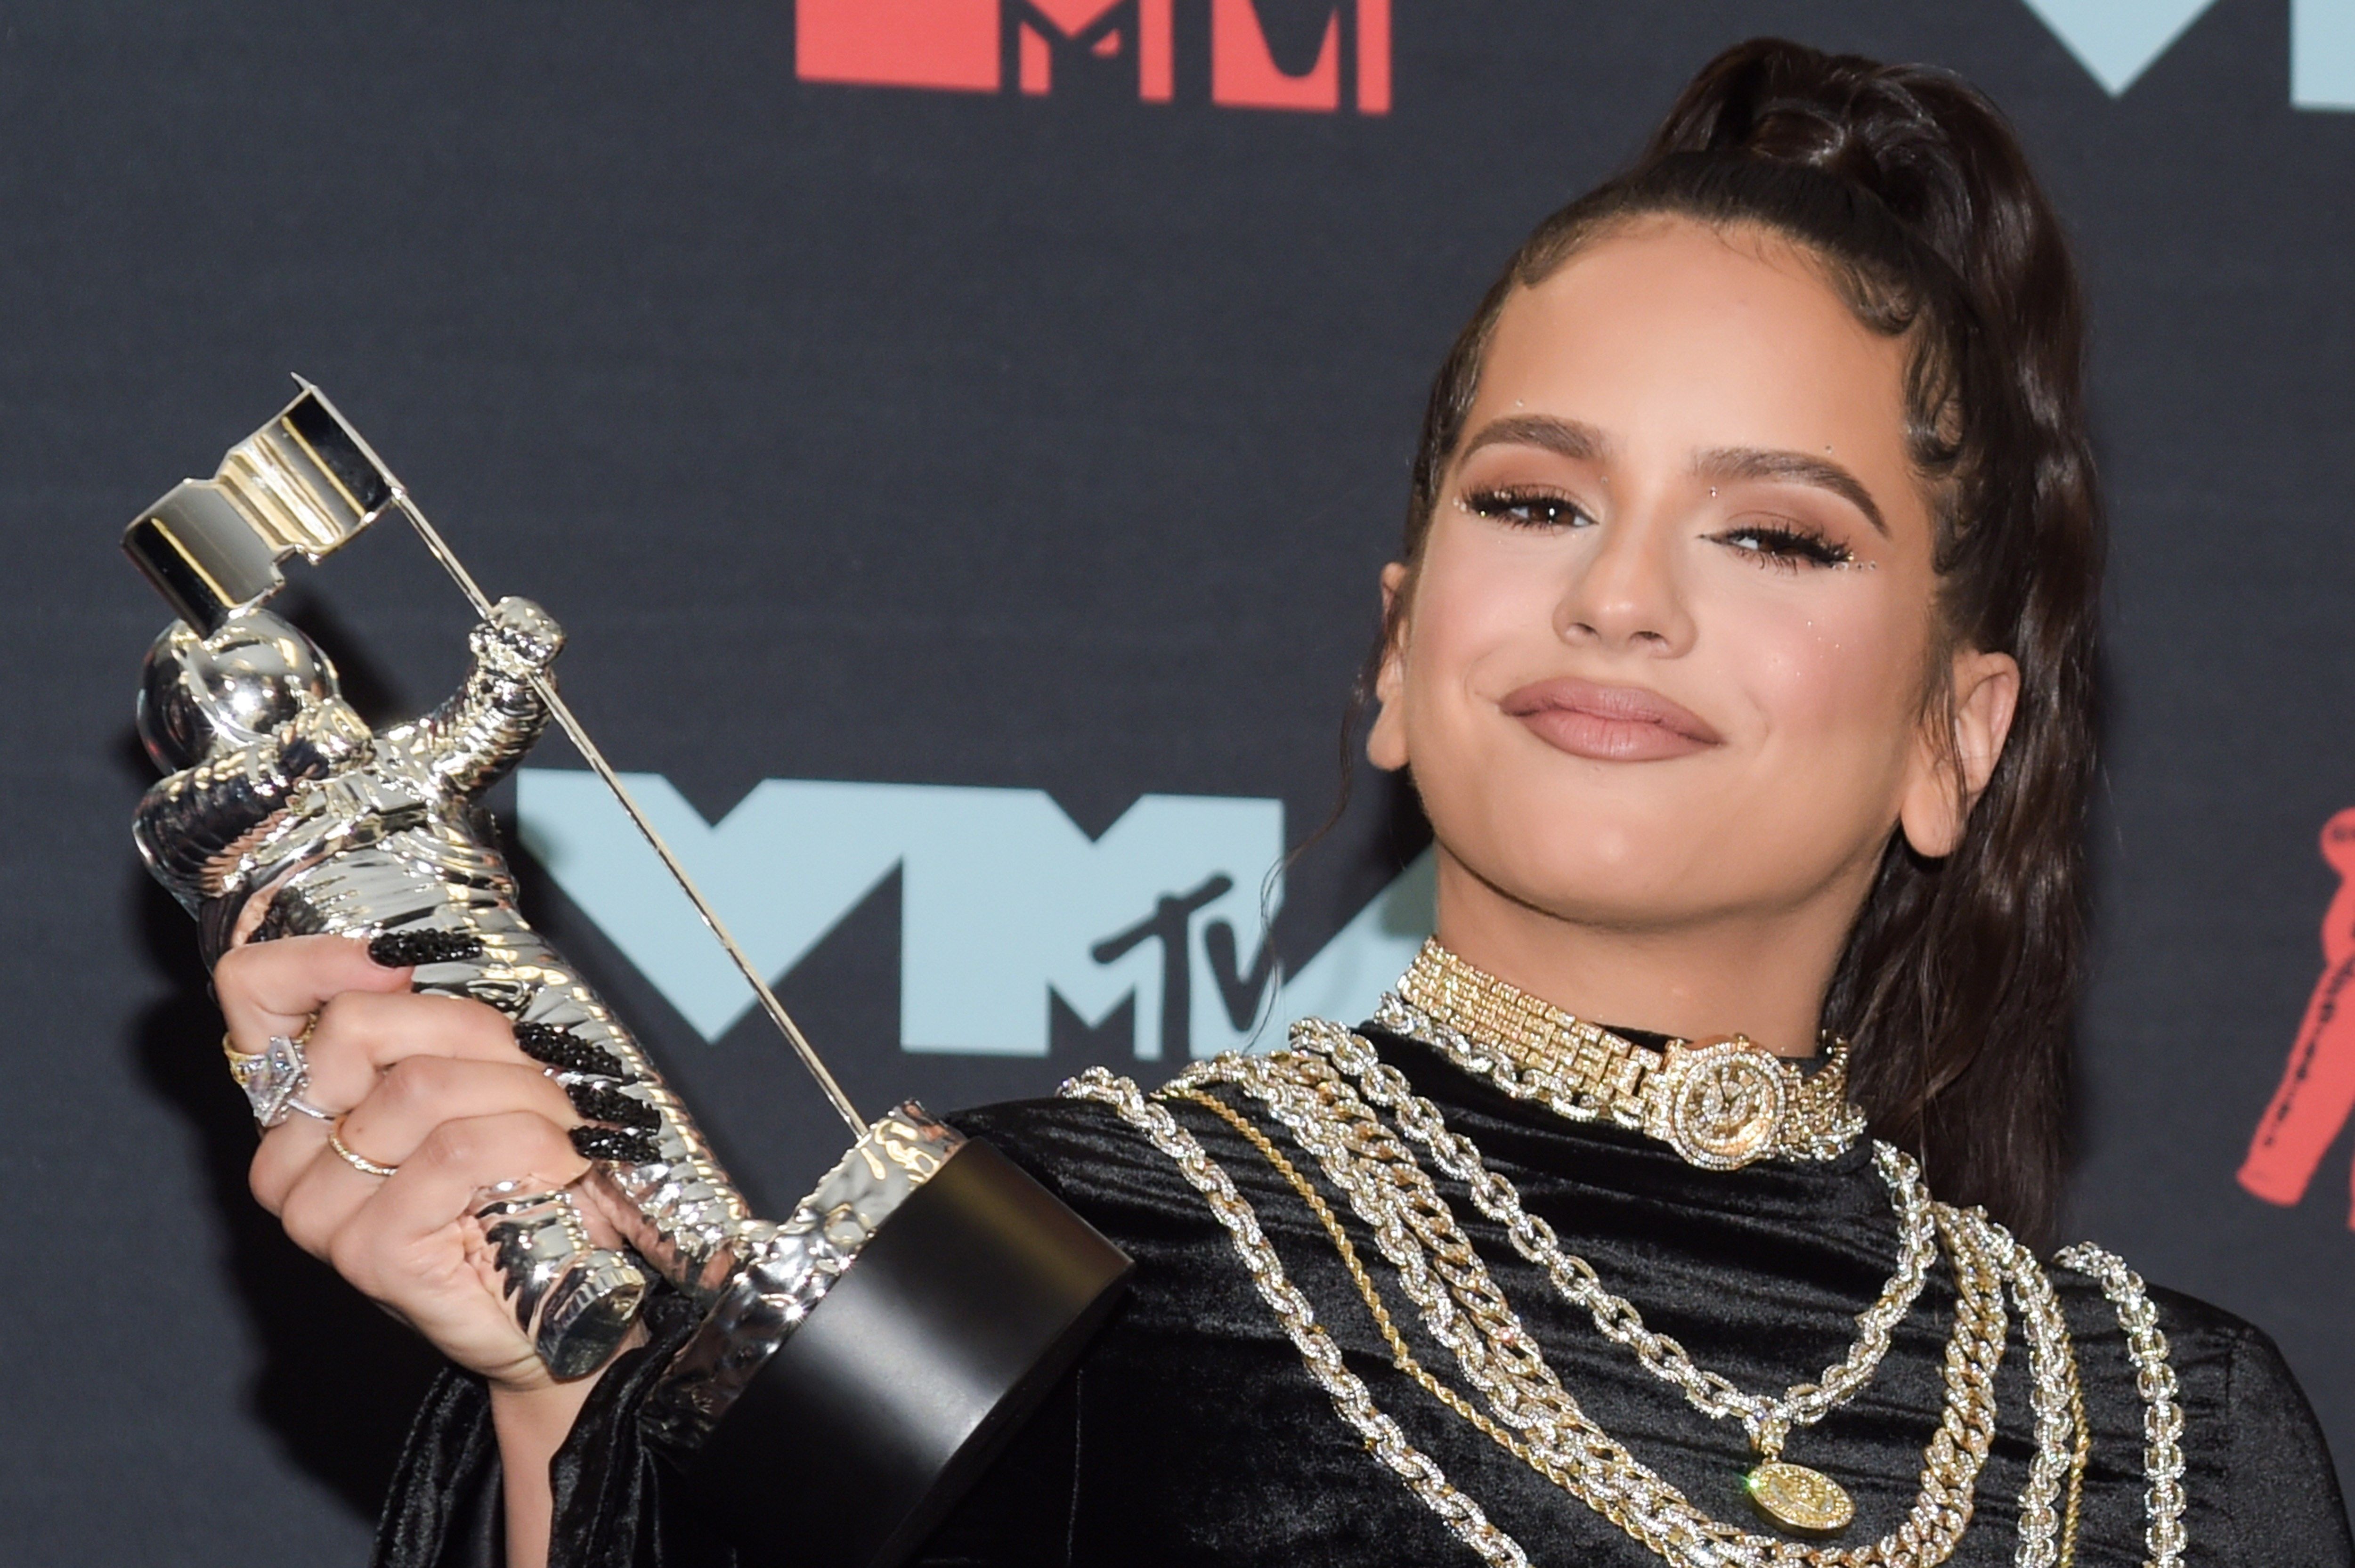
[1745,1460,1855,1535]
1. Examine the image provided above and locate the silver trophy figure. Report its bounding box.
[133,597,752,1375]
[126,383,1130,1568]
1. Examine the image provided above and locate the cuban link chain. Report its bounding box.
[1178,1081,2071,1568]
[1298,1025,2092,1566]
[1296,1016,1936,1461]
[1962,1210,2087,1568]
[1305,1020,2082,1549]
[1345,1001,2096,1562]
[1059,1066,1533,1568]
[2054,1244,2187,1568]
[1068,1041,2140,1566]
[1190,1046,2011,1568]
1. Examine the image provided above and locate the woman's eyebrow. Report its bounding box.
[1693,446,1889,536]
[1458,414,1611,464]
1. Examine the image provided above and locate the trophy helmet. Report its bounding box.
[138,609,341,772]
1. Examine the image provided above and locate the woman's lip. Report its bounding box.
[1499,677,1722,762]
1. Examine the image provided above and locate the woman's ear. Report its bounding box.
[1898,647,2021,859]
[1366,562,1412,773]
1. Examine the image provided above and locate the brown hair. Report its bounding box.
[1392,39,2101,1243]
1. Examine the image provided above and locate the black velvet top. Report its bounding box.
[375,1026,2354,1567]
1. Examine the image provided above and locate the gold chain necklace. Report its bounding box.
[1375,943,1902,1521]
[1298,1015,1934,1531]
[1182,1038,2021,1559]
[1171,1085,2089,1568]
[1285,1024,2097,1559]
[1065,1052,2096,1567]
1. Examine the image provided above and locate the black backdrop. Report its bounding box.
[9,1,2355,1559]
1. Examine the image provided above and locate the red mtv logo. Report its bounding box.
[795,0,1391,113]
[2242,806,2355,1222]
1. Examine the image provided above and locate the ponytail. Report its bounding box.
[1395,39,2101,1243]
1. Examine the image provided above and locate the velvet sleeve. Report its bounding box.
[369,1358,505,1568]
[370,1290,731,1568]
[2223,1324,2353,1565]
[369,1129,1088,1568]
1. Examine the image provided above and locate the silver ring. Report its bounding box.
[224,1030,337,1130]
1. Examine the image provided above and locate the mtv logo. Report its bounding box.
[517,770,1433,1059]
[794,0,1390,113]
[2017,0,2355,109]
[1209,0,1388,113]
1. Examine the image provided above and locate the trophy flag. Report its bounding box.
[123,383,391,635]
[124,379,866,1136]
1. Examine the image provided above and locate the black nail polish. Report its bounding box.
[368,930,485,967]
[252,901,298,943]
[566,1081,661,1130]
[514,1022,628,1078]
[571,1125,660,1165]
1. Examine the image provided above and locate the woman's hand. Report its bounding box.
[214,933,625,1567]
[219,932,605,1389]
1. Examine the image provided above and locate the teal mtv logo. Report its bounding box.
[2021,0,2355,106]
[516,770,1433,1058]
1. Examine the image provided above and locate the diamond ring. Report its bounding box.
[222,1029,336,1130]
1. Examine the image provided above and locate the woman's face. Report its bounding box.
[1371,216,2014,945]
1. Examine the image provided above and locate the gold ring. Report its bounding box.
[328,1117,399,1179]
[220,1012,317,1065]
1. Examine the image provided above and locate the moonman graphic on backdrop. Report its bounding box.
[2241,805,2355,1222]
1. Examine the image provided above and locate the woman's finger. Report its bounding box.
[294,1111,598,1390]
[298,989,527,1112]
[215,933,413,1055]
[272,1137,386,1257]
[254,1054,578,1215]
[325,1110,594,1307]
[373,1110,593,1242]
[342,1056,580,1171]
[245,986,533,1209]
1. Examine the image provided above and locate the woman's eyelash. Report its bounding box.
[1459,486,1592,529]
[1459,487,1860,572]
[1715,521,1858,570]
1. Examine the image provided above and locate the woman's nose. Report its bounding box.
[1554,510,1694,655]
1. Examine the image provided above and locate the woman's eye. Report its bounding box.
[1461,486,1592,530]
[1713,521,1857,571]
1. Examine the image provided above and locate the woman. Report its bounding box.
[214,38,2353,1568]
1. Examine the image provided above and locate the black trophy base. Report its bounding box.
[690,1137,1134,1568]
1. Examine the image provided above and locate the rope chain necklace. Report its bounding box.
[1337,1006,1934,1519]
[1171,1037,2030,1563]
[1058,949,2191,1566]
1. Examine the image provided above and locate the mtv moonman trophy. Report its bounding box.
[125,382,1132,1568]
